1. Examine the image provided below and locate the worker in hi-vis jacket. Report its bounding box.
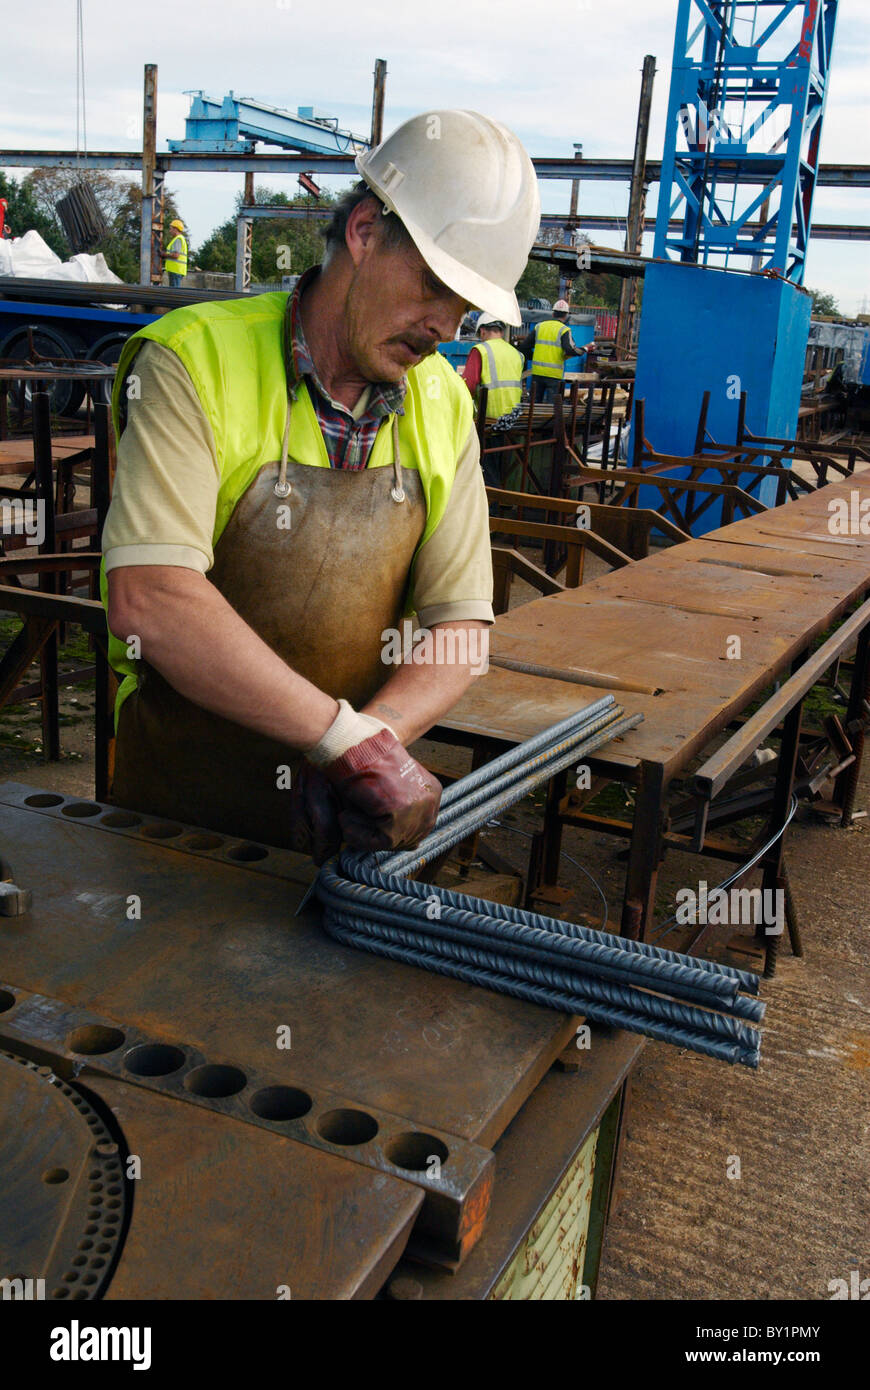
[162,219,188,286]
[101,111,540,862]
[520,298,575,403]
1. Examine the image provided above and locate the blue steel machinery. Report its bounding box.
[633,0,840,525]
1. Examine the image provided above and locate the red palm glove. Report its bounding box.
[287,762,344,866]
[323,729,441,853]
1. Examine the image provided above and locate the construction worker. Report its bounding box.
[462,313,524,487]
[520,298,575,403]
[462,314,524,426]
[101,111,540,862]
[163,219,188,286]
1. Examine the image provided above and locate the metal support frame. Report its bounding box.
[616,56,656,357]
[655,0,840,282]
[139,64,157,288]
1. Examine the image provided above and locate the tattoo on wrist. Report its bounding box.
[375,703,403,722]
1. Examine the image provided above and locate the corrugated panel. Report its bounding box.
[490,1127,598,1300]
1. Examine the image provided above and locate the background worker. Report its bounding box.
[461,313,524,484]
[101,110,540,863]
[162,218,188,286]
[520,297,575,403]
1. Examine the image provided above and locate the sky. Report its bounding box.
[1,0,869,313]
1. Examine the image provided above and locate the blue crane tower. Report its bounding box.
[633,0,840,515]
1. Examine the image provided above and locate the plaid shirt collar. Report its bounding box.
[283,265,406,419]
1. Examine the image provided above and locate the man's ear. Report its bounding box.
[345,197,382,267]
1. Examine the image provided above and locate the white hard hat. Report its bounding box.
[356,110,540,327]
[476,312,506,330]
[553,299,570,313]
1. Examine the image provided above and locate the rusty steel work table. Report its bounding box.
[430,476,870,960]
[0,785,641,1300]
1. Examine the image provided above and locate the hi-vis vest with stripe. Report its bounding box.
[475,338,524,420]
[165,234,188,275]
[531,318,570,379]
[101,291,472,725]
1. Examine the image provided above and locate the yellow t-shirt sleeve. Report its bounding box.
[412,424,494,628]
[102,340,220,574]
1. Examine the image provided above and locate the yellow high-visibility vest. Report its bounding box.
[475,338,523,420]
[102,292,472,725]
[531,318,570,379]
[165,233,188,276]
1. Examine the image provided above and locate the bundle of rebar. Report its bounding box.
[316,697,765,1067]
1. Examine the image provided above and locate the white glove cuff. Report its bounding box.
[306,698,395,768]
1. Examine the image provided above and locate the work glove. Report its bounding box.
[287,762,343,866]
[305,699,441,854]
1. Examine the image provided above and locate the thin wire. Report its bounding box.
[485,818,610,932]
[75,0,88,168]
[651,794,800,941]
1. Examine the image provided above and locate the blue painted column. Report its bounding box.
[632,261,812,528]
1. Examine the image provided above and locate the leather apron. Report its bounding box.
[110,402,426,848]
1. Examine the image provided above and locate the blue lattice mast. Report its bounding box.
[654,0,839,283]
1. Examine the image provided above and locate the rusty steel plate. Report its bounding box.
[88,1073,424,1300]
[0,984,495,1266]
[0,1050,127,1301]
[0,787,576,1156]
[442,480,870,778]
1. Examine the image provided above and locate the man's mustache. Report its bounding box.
[389,334,439,357]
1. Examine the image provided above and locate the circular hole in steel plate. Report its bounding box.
[123,1043,186,1077]
[52,1288,70,1299]
[67,1024,126,1056]
[0,989,15,1014]
[249,1085,312,1122]
[316,1108,379,1146]
[184,1064,247,1099]
[383,1131,449,1173]
[24,793,64,808]
[61,802,102,818]
[43,1168,70,1185]
[140,822,183,839]
[182,833,224,851]
[100,811,141,828]
[226,842,268,862]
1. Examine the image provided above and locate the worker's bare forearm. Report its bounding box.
[361,620,489,744]
[106,566,337,749]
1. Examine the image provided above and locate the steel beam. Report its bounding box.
[3,150,869,186]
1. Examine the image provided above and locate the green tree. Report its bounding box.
[808,287,840,317]
[196,186,338,283]
[570,270,623,308]
[17,168,183,282]
[0,169,69,256]
[515,259,559,303]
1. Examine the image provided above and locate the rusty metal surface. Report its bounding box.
[387,1028,643,1300]
[86,1074,423,1301]
[0,787,576,1152]
[443,478,870,779]
[0,983,494,1265]
[0,1051,127,1300]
